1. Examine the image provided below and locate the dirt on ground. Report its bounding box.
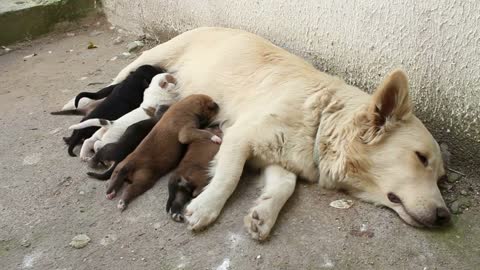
[0,16,479,270]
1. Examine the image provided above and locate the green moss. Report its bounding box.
[0,0,98,45]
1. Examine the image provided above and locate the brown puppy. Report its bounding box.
[166,126,223,222]
[106,94,221,211]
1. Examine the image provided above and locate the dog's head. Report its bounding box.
[345,70,450,228]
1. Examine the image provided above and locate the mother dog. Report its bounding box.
[108,27,450,240]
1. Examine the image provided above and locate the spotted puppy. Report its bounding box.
[106,94,221,211]
[86,105,170,180]
[69,73,178,161]
[166,126,222,222]
[64,65,163,156]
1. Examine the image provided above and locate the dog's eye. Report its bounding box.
[387,192,402,204]
[415,151,428,167]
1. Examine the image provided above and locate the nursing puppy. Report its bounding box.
[86,105,170,180]
[166,126,222,222]
[64,65,162,156]
[106,94,221,211]
[109,27,450,240]
[69,73,178,161]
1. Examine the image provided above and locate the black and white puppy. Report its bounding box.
[64,65,163,156]
[86,105,170,180]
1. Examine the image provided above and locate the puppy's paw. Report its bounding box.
[185,192,222,231]
[106,190,116,200]
[80,155,91,162]
[244,204,275,241]
[117,199,126,211]
[171,213,185,223]
[210,135,222,144]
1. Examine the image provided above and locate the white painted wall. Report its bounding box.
[103,0,480,167]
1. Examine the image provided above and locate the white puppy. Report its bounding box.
[69,73,178,161]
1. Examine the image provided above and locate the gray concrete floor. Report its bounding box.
[1,17,479,270]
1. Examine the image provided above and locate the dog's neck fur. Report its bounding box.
[298,78,373,189]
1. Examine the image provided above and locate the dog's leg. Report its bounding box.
[185,127,250,230]
[117,169,155,211]
[79,137,96,161]
[80,129,105,161]
[178,127,222,144]
[244,165,297,241]
[93,140,105,152]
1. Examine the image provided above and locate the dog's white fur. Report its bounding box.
[62,96,94,110]
[108,27,448,240]
[69,73,178,161]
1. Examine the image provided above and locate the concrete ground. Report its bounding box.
[1,17,479,270]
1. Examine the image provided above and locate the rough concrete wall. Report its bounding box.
[102,0,480,170]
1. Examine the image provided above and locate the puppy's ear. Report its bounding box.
[164,74,177,85]
[159,80,168,89]
[358,69,412,143]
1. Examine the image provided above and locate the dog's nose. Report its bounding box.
[435,207,451,226]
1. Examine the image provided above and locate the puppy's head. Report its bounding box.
[144,73,177,97]
[344,70,450,228]
[134,65,161,81]
[183,94,220,126]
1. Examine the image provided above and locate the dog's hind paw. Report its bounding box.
[117,199,126,211]
[171,213,185,223]
[210,135,222,144]
[106,190,116,200]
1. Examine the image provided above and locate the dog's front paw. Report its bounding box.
[185,192,222,231]
[210,135,222,144]
[244,201,276,241]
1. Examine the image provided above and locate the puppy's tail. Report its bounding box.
[74,84,116,107]
[87,162,117,180]
[69,119,113,130]
[50,109,85,116]
[67,130,82,157]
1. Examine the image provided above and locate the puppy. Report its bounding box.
[166,126,222,222]
[106,94,221,211]
[69,73,178,161]
[64,65,163,156]
[86,105,170,180]
[50,83,115,115]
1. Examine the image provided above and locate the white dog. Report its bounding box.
[69,73,178,161]
[104,27,449,240]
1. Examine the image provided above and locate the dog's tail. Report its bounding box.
[74,84,116,108]
[50,109,85,116]
[69,119,113,130]
[87,162,117,180]
[67,130,82,157]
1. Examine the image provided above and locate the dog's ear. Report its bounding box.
[369,69,412,123]
[164,74,177,84]
[358,70,413,144]
[159,80,168,89]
